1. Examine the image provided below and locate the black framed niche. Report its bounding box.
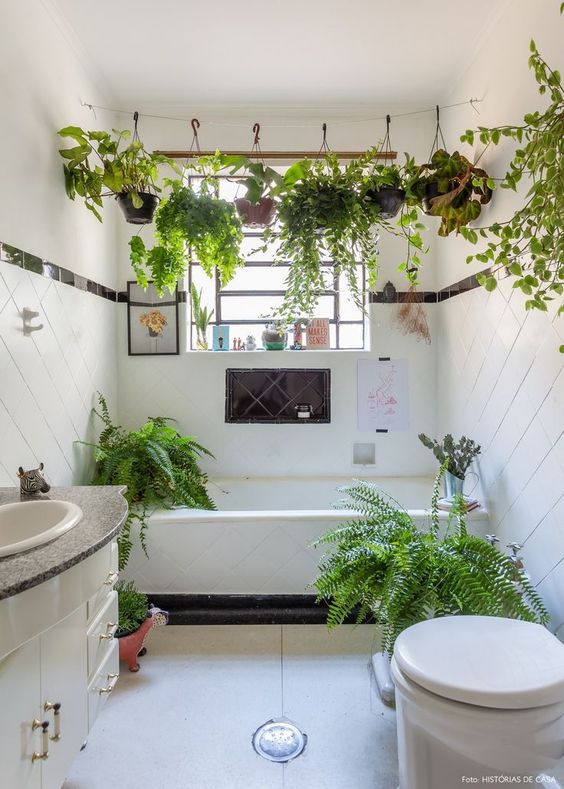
[226,369,331,424]
[127,281,179,356]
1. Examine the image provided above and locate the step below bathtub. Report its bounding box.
[122,476,488,595]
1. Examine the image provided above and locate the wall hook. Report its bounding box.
[22,308,43,336]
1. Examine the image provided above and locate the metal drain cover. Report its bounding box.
[252,718,307,763]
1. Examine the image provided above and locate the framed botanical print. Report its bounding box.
[127,281,179,356]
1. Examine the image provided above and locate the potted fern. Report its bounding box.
[190,283,214,350]
[82,394,215,569]
[129,173,244,295]
[312,470,547,659]
[58,125,174,224]
[115,581,169,672]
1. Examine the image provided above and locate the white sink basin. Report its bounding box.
[0,500,83,558]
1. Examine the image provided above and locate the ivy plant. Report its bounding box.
[267,153,381,322]
[81,394,215,569]
[312,470,547,655]
[58,126,174,221]
[459,40,564,341]
[130,173,245,295]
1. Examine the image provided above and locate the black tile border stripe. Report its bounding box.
[1,239,497,307]
[147,594,374,626]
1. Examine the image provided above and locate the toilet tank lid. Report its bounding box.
[393,616,564,709]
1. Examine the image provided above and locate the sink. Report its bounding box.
[0,500,83,558]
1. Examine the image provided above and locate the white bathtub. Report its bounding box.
[124,476,488,595]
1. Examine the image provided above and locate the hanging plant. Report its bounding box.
[459,39,564,337]
[129,171,245,295]
[411,148,493,236]
[222,124,283,228]
[58,114,175,223]
[268,146,380,322]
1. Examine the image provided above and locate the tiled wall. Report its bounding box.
[437,279,564,634]
[0,261,117,487]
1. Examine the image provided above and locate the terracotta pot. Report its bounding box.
[117,192,159,225]
[118,617,154,672]
[234,196,276,228]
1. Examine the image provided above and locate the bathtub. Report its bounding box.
[123,476,489,595]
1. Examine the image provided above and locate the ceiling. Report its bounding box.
[49,0,506,107]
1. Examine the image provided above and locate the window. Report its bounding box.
[188,175,366,350]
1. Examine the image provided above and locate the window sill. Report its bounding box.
[183,348,369,355]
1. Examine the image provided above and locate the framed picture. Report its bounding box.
[213,325,230,351]
[127,281,179,356]
[306,318,330,350]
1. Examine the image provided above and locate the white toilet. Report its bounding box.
[391,616,564,788]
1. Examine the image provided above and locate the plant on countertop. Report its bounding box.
[418,433,481,479]
[267,152,380,322]
[115,580,148,636]
[129,164,245,295]
[190,283,214,350]
[411,148,493,236]
[83,394,215,569]
[58,125,175,223]
[312,470,548,654]
[459,39,564,337]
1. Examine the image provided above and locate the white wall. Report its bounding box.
[436,0,564,632]
[0,0,118,485]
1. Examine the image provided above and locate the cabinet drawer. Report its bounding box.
[87,591,118,680]
[87,639,119,732]
[87,541,119,623]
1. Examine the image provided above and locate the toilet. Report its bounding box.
[391,616,564,788]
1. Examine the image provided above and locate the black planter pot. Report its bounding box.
[117,192,159,225]
[234,196,276,228]
[366,187,406,219]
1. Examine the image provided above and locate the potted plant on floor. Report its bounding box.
[58,124,175,224]
[418,433,481,502]
[411,148,492,235]
[312,468,547,658]
[82,394,215,569]
[222,155,283,228]
[269,153,380,322]
[190,283,214,350]
[116,581,169,672]
[129,164,245,295]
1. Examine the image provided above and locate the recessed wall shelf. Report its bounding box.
[225,368,331,424]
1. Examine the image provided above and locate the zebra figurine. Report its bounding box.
[17,463,51,495]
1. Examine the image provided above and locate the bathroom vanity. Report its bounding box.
[0,487,127,789]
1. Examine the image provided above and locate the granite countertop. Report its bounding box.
[0,486,128,600]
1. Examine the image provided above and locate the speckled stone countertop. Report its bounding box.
[0,486,128,600]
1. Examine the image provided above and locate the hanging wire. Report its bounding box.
[81,98,481,129]
[189,118,201,153]
[132,110,141,142]
[316,122,331,158]
[427,104,447,161]
[250,122,266,165]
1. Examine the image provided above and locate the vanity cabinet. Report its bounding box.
[0,540,120,789]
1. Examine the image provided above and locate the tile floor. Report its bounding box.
[63,624,398,789]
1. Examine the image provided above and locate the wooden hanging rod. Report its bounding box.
[154,149,397,161]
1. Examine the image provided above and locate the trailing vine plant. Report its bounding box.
[81,394,215,569]
[459,39,564,344]
[312,469,547,654]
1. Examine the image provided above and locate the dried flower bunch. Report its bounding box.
[139,309,167,335]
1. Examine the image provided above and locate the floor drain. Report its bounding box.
[252,718,307,763]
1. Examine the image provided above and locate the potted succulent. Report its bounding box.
[222,155,283,228]
[129,170,244,295]
[262,320,288,350]
[116,581,169,672]
[58,125,174,224]
[269,153,380,322]
[312,470,547,657]
[190,283,214,350]
[418,433,481,501]
[411,149,492,235]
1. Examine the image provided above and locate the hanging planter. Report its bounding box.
[116,192,160,225]
[58,112,174,223]
[360,116,409,220]
[224,124,282,228]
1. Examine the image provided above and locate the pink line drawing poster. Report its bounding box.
[357,359,409,431]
